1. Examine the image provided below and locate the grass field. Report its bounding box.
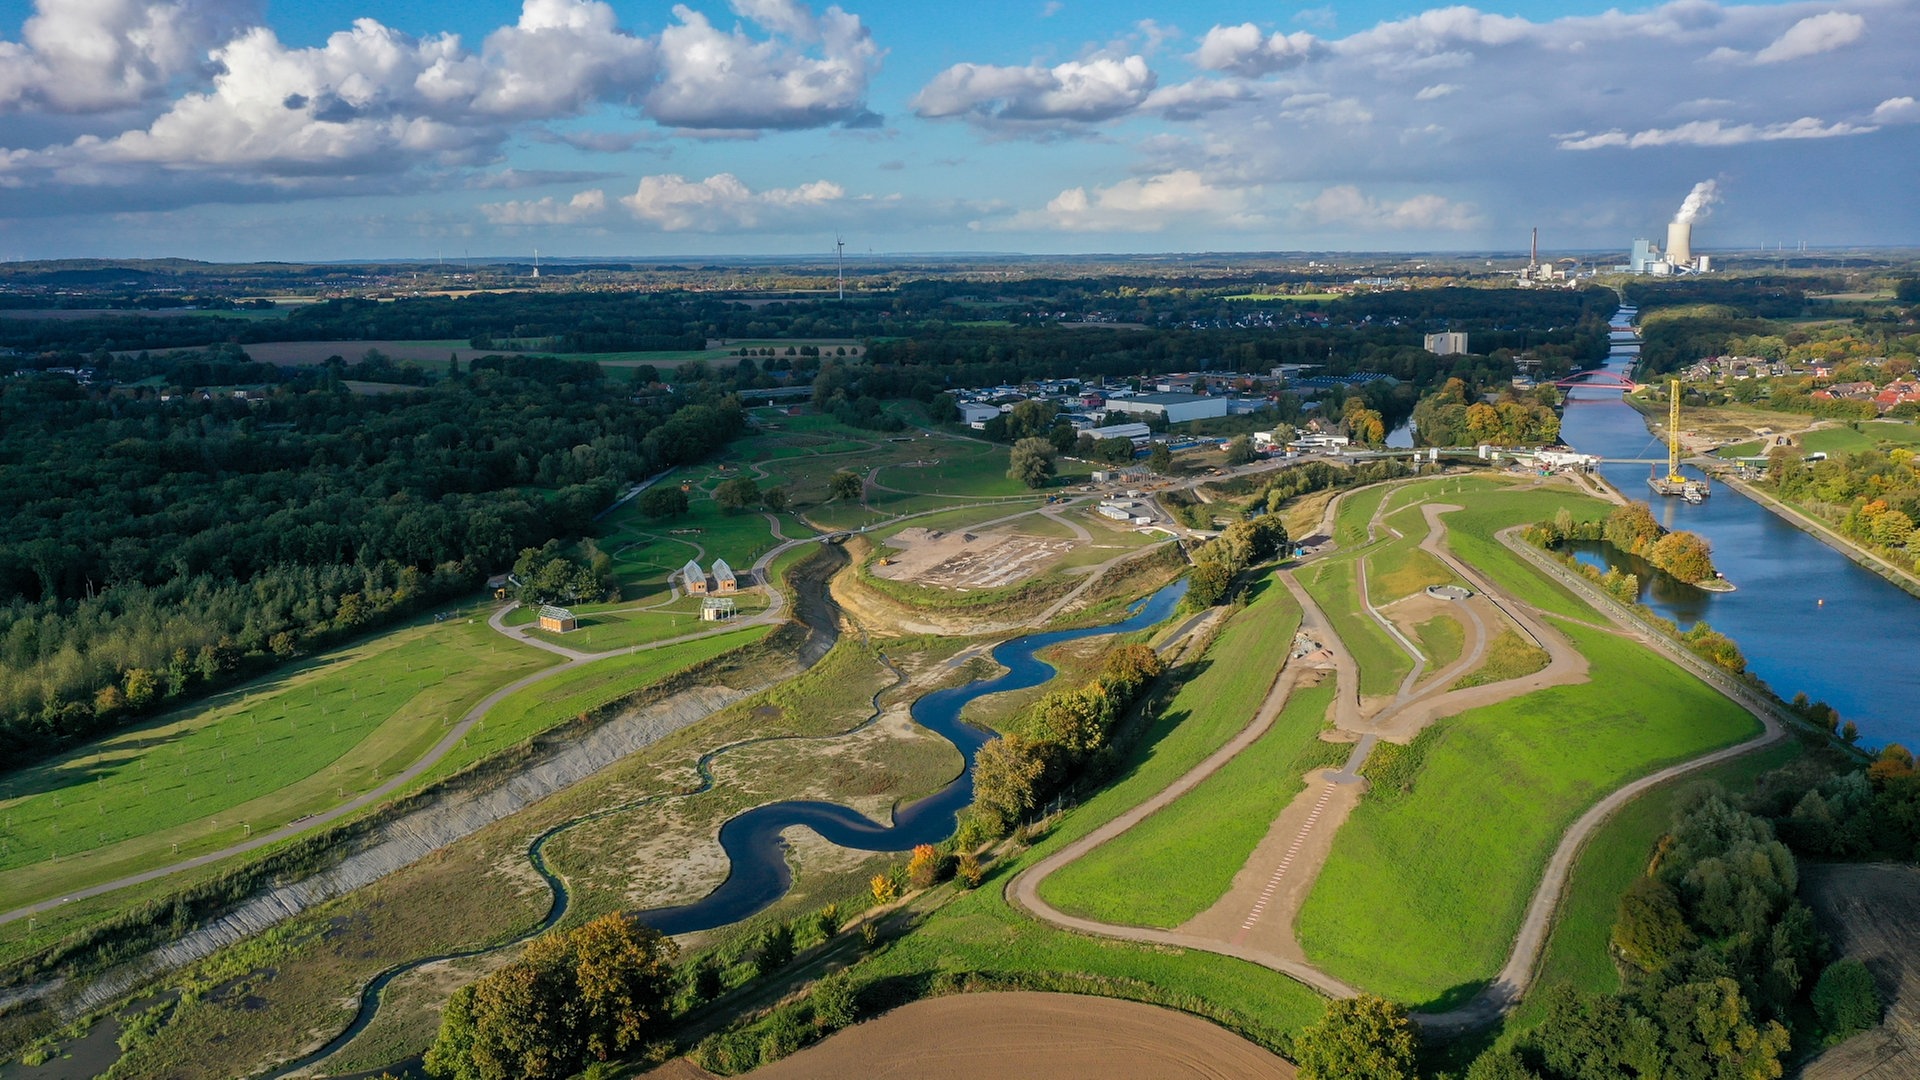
[1452,629,1550,690]
[1294,620,1762,1006]
[1718,420,1920,459]
[1301,557,1410,697]
[415,625,776,785]
[1039,684,1340,928]
[1415,614,1466,672]
[0,613,555,911]
[512,592,772,651]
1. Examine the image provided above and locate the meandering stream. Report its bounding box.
[269,577,1186,1078]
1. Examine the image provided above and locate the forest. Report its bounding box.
[0,349,742,764]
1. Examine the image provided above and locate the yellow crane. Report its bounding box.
[1667,377,1686,483]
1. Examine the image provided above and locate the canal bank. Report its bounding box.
[1712,470,1920,600]
[1557,306,1920,745]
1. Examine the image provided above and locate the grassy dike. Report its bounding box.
[1293,479,1762,1007]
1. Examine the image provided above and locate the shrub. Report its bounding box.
[870,873,899,904]
[754,922,795,976]
[813,903,841,940]
[1293,995,1419,1080]
[907,843,942,890]
[758,1007,810,1063]
[1812,958,1882,1037]
[692,1028,762,1075]
[956,851,984,889]
[812,971,859,1031]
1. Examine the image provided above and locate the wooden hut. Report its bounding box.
[537,605,577,633]
[682,559,708,594]
[712,558,738,594]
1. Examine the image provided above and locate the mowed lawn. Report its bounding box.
[1294,620,1762,1006]
[0,615,556,910]
[1040,683,1340,928]
[857,570,1329,1048]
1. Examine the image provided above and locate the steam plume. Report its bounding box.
[1674,180,1719,224]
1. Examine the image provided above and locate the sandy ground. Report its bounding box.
[873,526,1073,589]
[1801,864,1920,1080]
[737,992,1296,1080]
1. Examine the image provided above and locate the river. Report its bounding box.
[1556,306,1920,745]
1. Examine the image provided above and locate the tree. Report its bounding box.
[906,843,943,889]
[763,486,789,513]
[754,922,795,975]
[1008,437,1058,489]
[1147,442,1173,474]
[828,470,863,501]
[1294,995,1420,1080]
[713,476,761,511]
[1186,556,1232,608]
[1006,399,1059,440]
[1812,958,1882,1036]
[639,486,689,518]
[1649,530,1715,583]
[1466,1049,1542,1080]
[1224,434,1256,465]
[428,915,678,1080]
[1613,876,1696,972]
[971,734,1047,833]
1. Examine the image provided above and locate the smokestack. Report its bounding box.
[1666,221,1692,267]
[1530,226,1538,268]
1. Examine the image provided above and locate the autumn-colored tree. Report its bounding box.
[956,851,984,889]
[1099,643,1164,698]
[1028,686,1112,757]
[1603,501,1664,556]
[971,734,1047,833]
[906,843,942,890]
[1649,530,1716,583]
[425,915,676,1080]
[870,873,900,904]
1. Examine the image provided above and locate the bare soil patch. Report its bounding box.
[874,527,1073,590]
[743,992,1296,1080]
[1801,863,1920,1080]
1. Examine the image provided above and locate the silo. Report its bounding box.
[1665,221,1693,267]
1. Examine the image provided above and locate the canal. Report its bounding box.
[1557,306,1920,746]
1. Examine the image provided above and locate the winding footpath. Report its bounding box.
[1011,478,1789,1030]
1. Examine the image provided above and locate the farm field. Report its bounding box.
[747,992,1298,1080]
[1039,683,1340,928]
[0,610,555,912]
[1294,618,1761,1007]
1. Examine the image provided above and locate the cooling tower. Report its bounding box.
[1666,221,1693,267]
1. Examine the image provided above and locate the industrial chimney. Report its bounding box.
[1665,221,1692,267]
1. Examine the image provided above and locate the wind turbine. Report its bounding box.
[835,236,845,301]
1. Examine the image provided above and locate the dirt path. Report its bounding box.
[742,992,1297,1080]
[1010,480,1788,1030]
[1006,662,1363,1000]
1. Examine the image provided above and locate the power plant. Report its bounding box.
[1619,180,1717,275]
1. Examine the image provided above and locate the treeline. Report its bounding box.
[0,350,743,764]
[1764,447,1919,573]
[1469,793,1855,1080]
[968,644,1166,837]
[1226,458,1420,519]
[1411,378,1560,447]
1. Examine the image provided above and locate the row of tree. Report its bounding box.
[969,644,1166,836]
[1765,447,1919,571]
[1525,502,1719,585]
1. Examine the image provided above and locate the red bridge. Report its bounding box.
[1553,372,1638,391]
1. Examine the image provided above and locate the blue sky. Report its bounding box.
[0,0,1913,260]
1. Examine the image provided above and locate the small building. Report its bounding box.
[701,596,737,621]
[1084,421,1154,444]
[1102,392,1230,425]
[537,605,577,633]
[1424,332,1470,356]
[958,402,1002,427]
[712,558,738,594]
[682,559,708,594]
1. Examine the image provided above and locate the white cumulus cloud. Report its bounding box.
[1753,11,1865,63]
[619,172,844,230]
[911,54,1156,129]
[1296,185,1480,230]
[1003,169,1255,232]
[1189,23,1321,76]
[481,188,608,224]
[0,0,258,112]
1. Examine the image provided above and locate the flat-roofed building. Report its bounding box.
[1102,392,1230,424]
